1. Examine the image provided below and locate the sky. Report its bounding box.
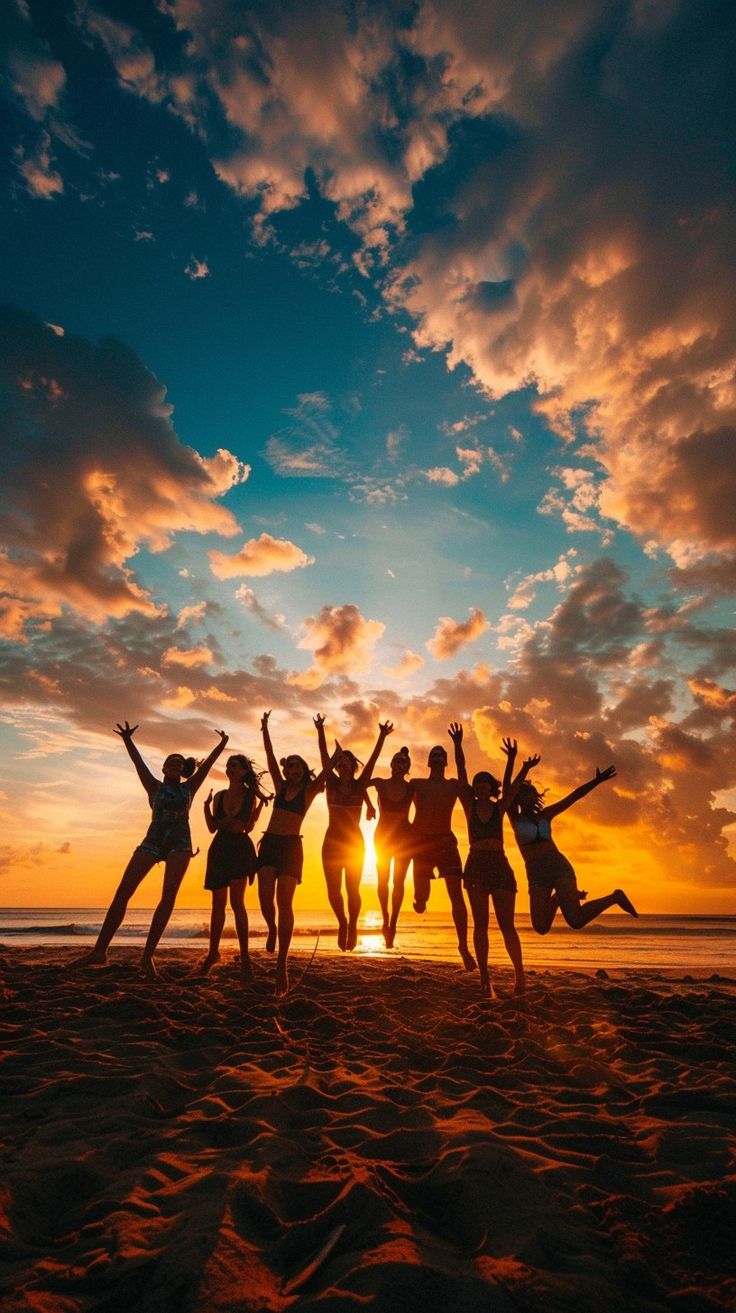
[1,0,735,914]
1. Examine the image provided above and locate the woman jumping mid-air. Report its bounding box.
[74,721,228,976]
[368,745,414,948]
[449,725,538,997]
[314,715,394,951]
[258,711,327,995]
[507,749,638,934]
[197,753,272,983]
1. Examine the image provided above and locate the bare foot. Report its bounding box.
[513,977,527,996]
[480,978,496,999]
[239,958,254,985]
[385,925,396,949]
[460,947,477,972]
[382,921,390,947]
[70,950,109,969]
[265,925,277,953]
[195,952,220,977]
[614,889,638,918]
[275,963,289,996]
[337,920,348,951]
[141,956,159,980]
[347,920,358,951]
[413,897,427,914]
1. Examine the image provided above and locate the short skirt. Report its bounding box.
[204,831,257,890]
[256,832,304,882]
[463,845,517,893]
[522,845,576,891]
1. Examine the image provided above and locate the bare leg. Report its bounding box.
[491,888,525,994]
[229,880,252,982]
[324,855,348,950]
[530,886,558,935]
[142,851,191,975]
[345,863,362,951]
[72,849,157,965]
[257,868,277,951]
[199,886,227,973]
[388,857,409,947]
[467,884,492,996]
[445,875,475,970]
[376,855,391,944]
[413,867,431,914]
[275,876,297,996]
[557,880,638,928]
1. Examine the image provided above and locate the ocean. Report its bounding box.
[0,907,733,973]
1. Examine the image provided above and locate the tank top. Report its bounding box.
[213,788,253,828]
[468,799,503,843]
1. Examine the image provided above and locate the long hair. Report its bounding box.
[228,753,273,802]
[472,770,501,798]
[280,755,315,786]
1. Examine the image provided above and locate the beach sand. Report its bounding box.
[1,948,734,1313]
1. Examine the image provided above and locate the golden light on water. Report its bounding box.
[357,908,386,955]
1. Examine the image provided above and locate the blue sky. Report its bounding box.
[1,0,735,908]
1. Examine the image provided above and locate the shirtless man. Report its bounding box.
[411,740,475,971]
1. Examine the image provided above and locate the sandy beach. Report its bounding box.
[1,948,734,1313]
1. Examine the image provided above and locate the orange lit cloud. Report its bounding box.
[209,533,314,579]
[290,603,385,690]
[426,608,490,660]
[161,646,214,669]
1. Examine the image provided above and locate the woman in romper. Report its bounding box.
[368,745,414,948]
[257,711,327,995]
[314,716,394,951]
[198,754,272,982]
[74,721,228,976]
[449,725,538,997]
[507,752,638,934]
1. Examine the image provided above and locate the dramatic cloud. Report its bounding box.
[426,608,490,660]
[209,533,314,579]
[235,585,286,631]
[161,645,214,669]
[0,307,249,636]
[291,604,385,690]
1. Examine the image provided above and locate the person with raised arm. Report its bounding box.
[257,711,326,995]
[367,745,415,948]
[314,715,394,951]
[410,740,475,971]
[449,726,538,997]
[507,749,638,934]
[196,754,272,983]
[73,722,228,976]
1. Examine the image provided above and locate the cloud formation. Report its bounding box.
[209,533,314,579]
[291,604,385,690]
[426,608,490,660]
[0,307,249,637]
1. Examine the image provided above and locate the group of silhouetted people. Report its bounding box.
[73,714,637,995]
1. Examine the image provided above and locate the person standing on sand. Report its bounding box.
[507,749,638,934]
[410,739,475,971]
[368,745,415,948]
[73,721,228,977]
[257,711,327,996]
[196,754,272,984]
[449,725,539,997]
[314,715,394,951]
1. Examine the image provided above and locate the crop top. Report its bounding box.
[513,814,552,845]
[468,800,503,844]
[212,788,253,828]
[274,780,309,817]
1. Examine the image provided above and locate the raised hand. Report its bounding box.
[595,765,616,784]
[378,720,394,736]
[523,753,541,770]
[260,711,271,732]
[114,721,138,740]
[205,789,213,805]
[500,737,517,758]
[314,713,326,728]
[448,722,463,744]
[215,729,229,746]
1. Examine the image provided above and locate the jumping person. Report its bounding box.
[258,711,326,995]
[410,740,475,971]
[314,715,394,951]
[197,754,272,983]
[449,726,538,996]
[507,750,638,934]
[368,745,414,948]
[73,721,228,976]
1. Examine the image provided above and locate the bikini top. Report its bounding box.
[513,814,552,845]
[274,780,309,817]
[469,800,502,843]
[213,788,253,826]
[326,778,363,811]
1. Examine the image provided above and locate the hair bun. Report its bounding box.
[181,757,196,779]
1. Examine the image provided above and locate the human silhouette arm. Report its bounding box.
[188,730,229,796]
[546,765,617,819]
[358,721,394,785]
[448,722,472,807]
[499,754,541,816]
[500,737,517,798]
[260,711,283,792]
[114,721,158,796]
[204,789,218,833]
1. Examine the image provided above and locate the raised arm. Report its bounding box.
[260,711,283,792]
[188,729,229,796]
[114,721,158,795]
[546,765,617,819]
[499,753,541,817]
[313,714,334,777]
[500,737,517,797]
[448,722,471,803]
[358,720,394,785]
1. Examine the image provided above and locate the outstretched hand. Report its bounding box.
[500,737,517,758]
[115,721,138,741]
[215,729,229,746]
[523,753,541,770]
[379,720,394,736]
[313,713,325,728]
[204,789,213,805]
[260,711,271,732]
[596,765,616,784]
[448,722,463,744]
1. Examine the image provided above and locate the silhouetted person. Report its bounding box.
[368,745,415,948]
[411,739,475,971]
